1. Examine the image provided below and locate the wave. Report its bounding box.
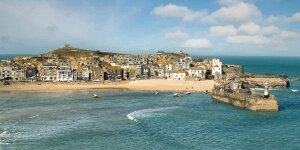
[0,129,10,145]
[127,107,179,122]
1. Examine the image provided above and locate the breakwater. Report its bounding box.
[246,78,289,88]
[212,90,278,112]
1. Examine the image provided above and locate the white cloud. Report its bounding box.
[237,22,260,35]
[205,2,261,24]
[260,26,280,36]
[211,23,299,45]
[152,2,261,24]
[165,30,188,40]
[151,4,205,21]
[226,35,269,44]
[210,25,237,36]
[218,0,245,5]
[277,31,299,40]
[0,0,95,52]
[266,12,300,24]
[266,15,282,24]
[181,38,212,48]
[286,12,300,23]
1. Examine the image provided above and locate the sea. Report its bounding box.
[0,55,300,150]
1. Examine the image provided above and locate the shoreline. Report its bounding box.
[0,77,288,93]
[0,79,215,93]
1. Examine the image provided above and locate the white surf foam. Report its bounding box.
[291,89,298,92]
[0,129,10,145]
[127,107,179,122]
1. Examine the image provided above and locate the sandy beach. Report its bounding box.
[0,79,215,92]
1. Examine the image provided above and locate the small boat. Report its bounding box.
[173,93,180,97]
[185,91,191,95]
[291,89,298,92]
[155,92,159,95]
[93,93,98,98]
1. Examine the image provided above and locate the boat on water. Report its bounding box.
[185,91,191,95]
[93,93,98,98]
[173,93,180,97]
[155,92,159,95]
[291,89,298,92]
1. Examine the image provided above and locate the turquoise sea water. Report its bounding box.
[0,56,299,149]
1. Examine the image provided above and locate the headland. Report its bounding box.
[0,44,290,112]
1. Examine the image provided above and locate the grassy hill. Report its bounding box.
[41,44,118,58]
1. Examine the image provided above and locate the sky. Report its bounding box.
[0,0,300,56]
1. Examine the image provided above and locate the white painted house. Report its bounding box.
[187,67,207,79]
[0,66,12,80]
[211,59,222,77]
[57,66,73,81]
[167,71,186,80]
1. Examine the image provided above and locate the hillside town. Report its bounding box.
[0,44,242,83]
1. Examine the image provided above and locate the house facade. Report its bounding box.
[0,66,12,80]
[168,71,186,80]
[40,65,57,81]
[57,66,73,81]
[211,59,222,77]
[187,67,207,79]
[12,68,26,81]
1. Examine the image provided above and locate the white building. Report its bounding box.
[187,67,207,79]
[12,69,26,81]
[40,65,57,81]
[0,66,12,80]
[211,59,222,77]
[57,66,73,81]
[176,59,190,69]
[167,71,186,80]
[82,67,90,80]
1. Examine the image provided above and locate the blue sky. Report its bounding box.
[0,0,300,56]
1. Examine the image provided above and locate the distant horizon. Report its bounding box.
[1,53,300,57]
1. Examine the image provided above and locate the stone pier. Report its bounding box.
[212,90,278,112]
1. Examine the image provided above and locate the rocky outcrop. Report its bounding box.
[212,90,278,112]
[246,78,289,88]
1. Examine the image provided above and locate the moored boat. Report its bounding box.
[173,93,180,97]
[93,93,98,98]
[185,91,191,95]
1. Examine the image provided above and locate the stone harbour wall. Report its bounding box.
[212,90,278,112]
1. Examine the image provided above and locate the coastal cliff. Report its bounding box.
[212,90,278,112]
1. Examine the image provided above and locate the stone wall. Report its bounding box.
[246,78,289,88]
[212,90,278,112]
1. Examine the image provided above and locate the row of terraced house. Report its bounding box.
[0,50,224,82]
